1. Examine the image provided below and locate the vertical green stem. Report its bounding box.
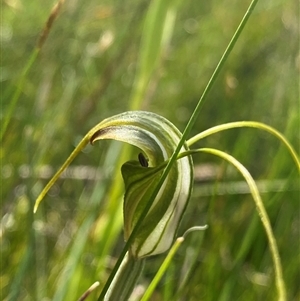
[1,49,39,141]
[104,253,145,301]
[1,0,65,142]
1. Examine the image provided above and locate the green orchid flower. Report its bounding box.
[89,111,194,258]
[34,111,193,259]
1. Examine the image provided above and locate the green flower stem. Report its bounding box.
[104,253,145,301]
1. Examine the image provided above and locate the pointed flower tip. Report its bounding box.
[33,203,38,213]
[33,195,43,213]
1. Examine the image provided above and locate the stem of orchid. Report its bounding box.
[104,253,145,301]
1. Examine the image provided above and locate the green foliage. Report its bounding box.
[1,0,299,300]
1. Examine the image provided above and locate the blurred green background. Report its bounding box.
[1,0,299,300]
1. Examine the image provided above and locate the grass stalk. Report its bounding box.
[140,226,208,301]
[1,0,65,142]
[140,238,184,301]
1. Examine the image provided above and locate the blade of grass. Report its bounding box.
[1,0,65,142]
[52,215,96,301]
[140,238,184,301]
[51,157,109,301]
[8,234,34,301]
[140,226,208,301]
[129,0,173,110]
